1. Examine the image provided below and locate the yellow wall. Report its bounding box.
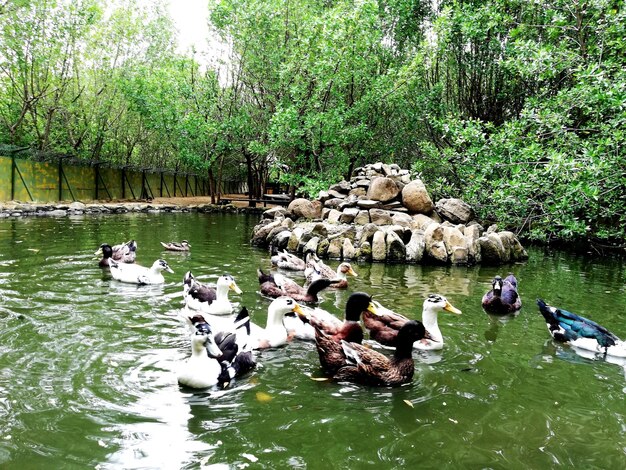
[0,156,208,202]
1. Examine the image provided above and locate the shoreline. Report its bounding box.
[0,196,272,218]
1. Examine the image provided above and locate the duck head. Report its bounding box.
[153,259,174,273]
[344,292,378,321]
[491,276,504,296]
[95,243,113,258]
[218,274,242,294]
[268,296,304,326]
[339,263,358,277]
[191,324,222,358]
[424,294,462,315]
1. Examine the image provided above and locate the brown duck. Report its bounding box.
[257,269,337,303]
[331,320,430,387]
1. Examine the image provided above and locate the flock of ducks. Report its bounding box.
[97,241,626,391]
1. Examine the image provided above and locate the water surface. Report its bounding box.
[0,213,624,468]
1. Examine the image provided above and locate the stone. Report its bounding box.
[329,180,351,194]
[338,195,359,210]
[356,199,381,210]
[406,230,426,263]
[442,226,467,256]
[340,208,360,224]
[281,218,295,230]
[263,206,286,219]
[391,212,413,228]
[479,233,506,264]
[355,179,371,188]
[327,237,343,259]
[369,208,393,226]
[304,236,320,254]
[348,187,367,198]
[317,238,330,257]
[451,247,469,265]
[343,238,356,260]
[317,190,330,202]
[411,213,438,231]
[424,223,448,263]
[272,230,292,250]
[327,209,342,224]
[287,227,305,251]
[436,198,474,224]
[69,201,86,211]
[321,208,331,220]
[359,223,380,246]
[353,210,370,225]
[251,220,281,246]
[366,177,401,202]
[402,179,434,214]
[357,241,372,260]
[297,232,314,253]
[311,223,328,238]
[372,231,387,262]
[324,198,344,209]
[288,198,321,219]
[327,189,346,199]
[386,231,406,262]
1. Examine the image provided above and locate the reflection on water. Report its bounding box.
[0,214,625,468]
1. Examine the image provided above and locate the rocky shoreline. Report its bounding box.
[251,162,528,265]
[0,200,265,217]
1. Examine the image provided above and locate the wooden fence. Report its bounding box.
[0,155,226,202]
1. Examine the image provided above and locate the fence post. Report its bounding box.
[94,164,99,200]
[10,154,15,200]
[58,159,63,201]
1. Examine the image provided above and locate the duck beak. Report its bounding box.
[444,301,462,314]
[166,266,174,274]
[230,282,243,294]
[366,302,379,316]
[292,303,304,316]
[94,248,103,256]
[348,267,358,277]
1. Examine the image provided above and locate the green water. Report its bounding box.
[0,213,624,469]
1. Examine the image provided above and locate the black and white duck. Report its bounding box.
[537,299,626,358]
[183,272,242,315]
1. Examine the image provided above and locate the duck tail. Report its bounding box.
[233,307,251,336]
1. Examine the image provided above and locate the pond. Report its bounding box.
[0,213,624,468]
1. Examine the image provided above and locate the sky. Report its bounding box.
[167,0,210,56]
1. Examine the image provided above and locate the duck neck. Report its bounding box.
[266,307,286,332]
[335,268,347,280]
[421,309,443,343]
[394,341,414,360]
[215,283,230,302]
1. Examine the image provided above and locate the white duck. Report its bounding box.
[109,259,173,285]
[183,272,242,315]
[363,294,462,350]
[249,296,304,349]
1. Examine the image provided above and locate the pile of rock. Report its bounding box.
[251,162,527,265]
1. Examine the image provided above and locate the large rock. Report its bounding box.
[386,231,406,262]
[369,208,393,226]
[405,230,426,263]
[372,231,387,262]
[359,223,380,246]
[304,236,320,254]
[357,241,372,260]
[411,213,438,231]
[424,223,448,263]
[354,210,370,225]
[391,212,413,228]
[343,238,356,260]
[402,180,434,214]
[329,180,351,194]
[327,209,342,224]
[251,220,281,246]
[348,187,367,198]
[357,199,382,209]
[479,233,506,264]
[287,227,305,251]
[436,198,475,224]
[442,226,467,256]
[317,238,330,257]
[366,177,400,202]
[465,224,482,263]
[327,237,343,259]
[339,208,360,224]
[272,230,292,250]
[288,198,322,219]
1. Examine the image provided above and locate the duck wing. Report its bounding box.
[314,328,350,374]
[188,283,217,304]
[537,299,620,348]
[363,304,409,347]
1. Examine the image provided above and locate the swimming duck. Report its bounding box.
[161,240,191,252]
[95,240,137,267]
[109,258,173,285]
[325,320,430,386]
[249,296,304,349]
[364,294,461,350]
[482,274,522,314]
[271,250,306,271]
[306,261,357,289]
[297,292,379,373]
[177,311,255,389]
[184,272,242,315]
[258,269,337,303]
[537,299,626,358]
